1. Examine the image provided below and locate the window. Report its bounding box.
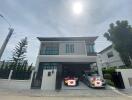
[66,44,74,53]
[43,63,58,69]
[86,44,95,54]
[40,43,59,55]
[107,51,114,58]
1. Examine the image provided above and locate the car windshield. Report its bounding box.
[91,74,100,76]
[85,72,99,76]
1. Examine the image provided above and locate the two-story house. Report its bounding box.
[32,37,98,90]
[97,45,125,76]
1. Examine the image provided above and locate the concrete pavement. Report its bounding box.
[0,95,132,100]
[0,84,132,100]
[0,85,120,97]
[118,88,132,96]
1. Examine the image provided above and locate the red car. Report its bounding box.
[64,76,79,86]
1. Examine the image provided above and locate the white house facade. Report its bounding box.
[31,37,98,90]
[97,45,125,76]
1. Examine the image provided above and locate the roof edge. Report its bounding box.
[98,44,112,54]
[37,36,98,42]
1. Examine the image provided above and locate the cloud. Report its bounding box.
[0,0,132,64]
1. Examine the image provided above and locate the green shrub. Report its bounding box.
[0,69,10,79]
[0,61,33,80]
[11,70,31,80]
[102,67,116,82]
[103,74,112,80]
[102,67,116,74]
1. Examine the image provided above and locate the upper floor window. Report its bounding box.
[66,44,74,53]
[40,43,59,55]
[86,44,95,54]
[107,51,114,58]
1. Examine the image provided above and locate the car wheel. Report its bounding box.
[76,81,79,86]
[64,82,67,86]
[88,83,90,87]
[88,83,92,88]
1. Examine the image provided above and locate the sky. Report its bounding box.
[0,0,132,65]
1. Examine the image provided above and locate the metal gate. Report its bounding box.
[112,72,125,89]
[55,65,62,90]
[31,62,61,90]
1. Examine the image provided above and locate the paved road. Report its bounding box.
[0,95,132,100]
[0,83,132,100]
[0,86,120,97]
[62,81,93,90]
[0,89,132,100]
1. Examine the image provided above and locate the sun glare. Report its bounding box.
[73,2,83,15]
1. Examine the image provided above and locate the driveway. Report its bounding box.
[0,86,132,100]
[0,83,132,99]
[0,95,132,100]
[61,81,115,96]
[0,85,123,97]
[62,81,92,90]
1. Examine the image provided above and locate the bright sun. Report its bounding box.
[73,2,83,15]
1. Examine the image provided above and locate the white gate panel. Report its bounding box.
[41,69,57,90]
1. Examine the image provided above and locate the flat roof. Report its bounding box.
[37,37,98,42]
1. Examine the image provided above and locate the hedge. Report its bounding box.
[102,67,116,75]
[102,67,116,86]
[0,69,32,80]
[0,69,10,79]
[11,70,32,80]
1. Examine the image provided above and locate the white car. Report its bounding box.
[64,76,79,86]
[81,73,106,88]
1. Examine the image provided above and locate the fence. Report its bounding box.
[0,69,10,79]
[0,70,34,90]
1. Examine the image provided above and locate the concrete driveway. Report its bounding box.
[0,95,132,100]
[0,83,132,100]
[62,81,91,90]
[0,85,122,97]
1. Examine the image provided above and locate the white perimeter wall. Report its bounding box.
[0,71,34,90]
[0,79,31,90]
[116,69,132,89]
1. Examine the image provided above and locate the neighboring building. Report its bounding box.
[32,37,98,90]
[97,45,125,76]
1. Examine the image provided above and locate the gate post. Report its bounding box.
[8,70,13,81]
[30,70,34,89]
[55,64,62,91]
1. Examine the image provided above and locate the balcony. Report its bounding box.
[37,55,97,63]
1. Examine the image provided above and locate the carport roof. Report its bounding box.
[37,37,98,42]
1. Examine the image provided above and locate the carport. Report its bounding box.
[61,63,93,90]
[62,81,91,90]
[62,63,91,79]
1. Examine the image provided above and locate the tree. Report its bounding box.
[11,37,28,68]
[0,60,5,70]
[104,20,132,67]
[27,63,33,72]
[21,60,28,71]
